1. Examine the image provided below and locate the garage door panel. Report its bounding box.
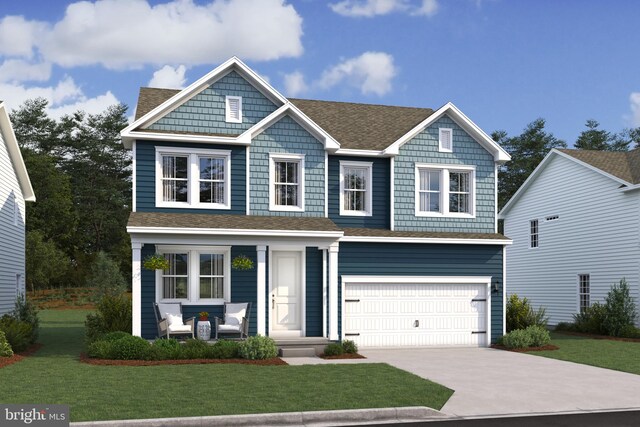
[344,281,488,348]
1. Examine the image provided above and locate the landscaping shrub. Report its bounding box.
[603,279,637,337]
[152,338,181,359]
[0,331,13,357]
[554,322,576,332]
[180,339,209,359]
[0,315,33,352]
[573,302,606,335]
[618,324,640,339]
[526,325,551,347]
[85,293,132,342]
[506,294,548,332]
[342,340,358,354]
[87,340,115,359]
[12,294,39,343]
[87,251,127,301]
[108,335,151,360]
[209,339,240,359]
[102,331,132,342]
[323,342,344,356]
[501,329,532,349]
[238,335,278,360]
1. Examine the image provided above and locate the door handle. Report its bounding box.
[272,298,275,309]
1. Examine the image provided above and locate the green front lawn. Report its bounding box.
[527,332,640,375]
[0,310,453,422]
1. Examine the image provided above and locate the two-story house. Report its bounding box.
[122,57,511,348]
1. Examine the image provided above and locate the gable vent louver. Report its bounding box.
[225,96,242,123]
[439,128,452,152]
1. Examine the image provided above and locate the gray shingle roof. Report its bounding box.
[558,149,640,184]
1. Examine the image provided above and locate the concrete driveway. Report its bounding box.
[361,348,640,417]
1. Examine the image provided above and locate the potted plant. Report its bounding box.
[199,311,209,321]
[232,254,254,271]
[143,254,170,271]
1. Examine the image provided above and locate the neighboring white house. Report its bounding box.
[0,101,35,316]
[499,148,640,325]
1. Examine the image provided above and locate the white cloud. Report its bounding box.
[0,0,303,70]
[0,59,51,83]
[283,71,308,97]
[148,65,187,89]
[629,92,640,127]
[329,0,438,17]
[48,91,119,119]
[317,52,397,96]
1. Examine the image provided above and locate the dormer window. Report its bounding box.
[439,128,453,152]
[225,96,242,123]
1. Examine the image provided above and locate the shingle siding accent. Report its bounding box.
[250,115,325,217]
[306,247,323,337]
[328,155,390,228]
[147,71,278,135]
[135,140,246,214]
[337,242,504,343]
[394,115,496,233]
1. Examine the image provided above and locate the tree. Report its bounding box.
[25,231,69,291]
[574,120,613,151]
[86,251,127,300]
[494,118,567,209]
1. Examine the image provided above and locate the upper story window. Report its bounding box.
[415,164,475,217]
[530,219,539,248]
[269,153,305,212]
[340,161,373,216]
[156,147,231,209]
[158,246,231,305]
[439,128,453,152]
[225,96,242,123]
[579,274,590,313]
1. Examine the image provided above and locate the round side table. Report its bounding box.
[197,320,211,341]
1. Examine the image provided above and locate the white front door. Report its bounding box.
[270,251,303,336]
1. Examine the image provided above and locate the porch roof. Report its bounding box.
[341,227,511,244]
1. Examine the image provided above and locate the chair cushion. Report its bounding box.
[168,324,193,333]
[165,313,184,328]
[218,324,241,332]
[225,303,247,327]
[158,303,181,319]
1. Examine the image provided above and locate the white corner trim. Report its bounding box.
[339,160,373,217]
[0,102,35,202]
[268,153,306,212]
[132,141,137,212]
[390,157,395,230]
[322,249,327,338]
[246,146,251,215]
[324,151,329,218]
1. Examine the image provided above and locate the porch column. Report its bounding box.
[328,242,339,341]
[256,245,267,335]
[131,241,142,337]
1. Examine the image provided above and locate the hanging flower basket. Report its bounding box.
[143,254,170,271]
[232,254,254,271]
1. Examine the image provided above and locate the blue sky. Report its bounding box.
[0,0,639,145]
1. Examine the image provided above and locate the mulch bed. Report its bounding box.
[0,343,43,369]
[79,353,288,366]
[555,331,640,343]
[491,344,559,353]
[320,353,366,360]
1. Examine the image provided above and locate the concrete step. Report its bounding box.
[279,347,317,358]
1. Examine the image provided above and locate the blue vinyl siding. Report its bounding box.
[337,242,504,342]
[148,71,278,135]
[250,115,325,216]
[305,247,323,337]
[140,245,257,339]
[328,156,390,228]
[394,115,496,233]
[135,141,246,214]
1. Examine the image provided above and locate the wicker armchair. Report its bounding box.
[153,302,195,339]
[214,302,252,340]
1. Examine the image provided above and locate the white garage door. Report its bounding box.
[343,279,489,348]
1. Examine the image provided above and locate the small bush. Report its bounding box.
[12,294,39,343]
[341,340,358,354]
[554,322,576,332]
[87,340,115,359]
[0,331,13,357]
[323,342,344,356]
[526,325,551,347]
[87,251,127,301]
[0,315,33,352]
[209,339,240,359]
[108,335,151,360]
[102,331,132,342]
[573,302,606,335]
[603,279,637,337]
[85,293,132,342]
[180,339,210,359]
[152,338,181,359]
[238,335,278,360]
[502,329,533,349]
[506,294,548,332]
[618,324,640,339]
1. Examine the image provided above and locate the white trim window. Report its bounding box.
[530,219,539,248]
[579,274,590,313]
[415,164,475,217]
[269,153,305,212]
[157,246,231,305]
[225,96,242,123]
[439,128,453,152]
[340,161,373,216]
[156,147,231,209]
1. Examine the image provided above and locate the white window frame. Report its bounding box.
[530,219,539,249]
[269,153,305,212]
[156,246,231,305]
[225,95,242,123]
[155,147,231,210]
[439,128,453,153]
[578,274,590,313]
[414,163,475,218]
[339,161,373,217]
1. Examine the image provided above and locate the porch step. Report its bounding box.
[279,347,317,358]
[275,337,331,357]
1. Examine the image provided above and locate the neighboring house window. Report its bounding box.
[156,147,231,209]
[158,246,231,304]
[415,164,475,217]
[530,219,539,248]
[269,153,305,212]
[340,161,373,216]
[16,274,22,296]
[579,274,590,313]
[225,96,242,123]
[439,128,453,152]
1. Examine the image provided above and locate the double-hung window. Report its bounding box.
[158,246,231,304]
[530,219,539,248]
[340,161,373,216]
[156,147,231,209]
[415,164,475,217]
[269,153,305,211]
[578,274,590,313]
